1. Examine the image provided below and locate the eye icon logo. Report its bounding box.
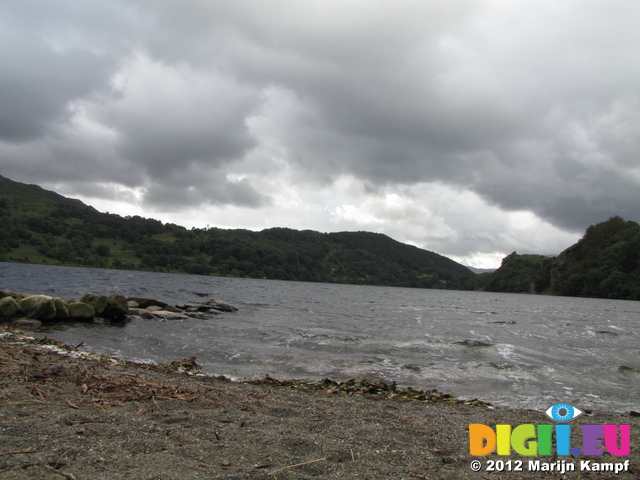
[545,403,584,422]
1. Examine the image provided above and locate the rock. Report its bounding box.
[145,304,181,313]
[103,293,128,318]
[0,296,20,321]
[53,297,70,320]
[127,297,168,309]
[80,294,108,315]
[19,295,57,320]
[144,310,190,320]
[68,302,95,320]
[204,298,238,312]
[11,317,42,328]
[0,289,26,301]
[127,300,140,308]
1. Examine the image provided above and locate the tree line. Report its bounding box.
[0,176,474,289]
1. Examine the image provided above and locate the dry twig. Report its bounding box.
[44,464,78,480]
[268,457,327,476]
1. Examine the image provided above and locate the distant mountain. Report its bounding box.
[466,266,496,274]
[0,175,474,289]
[478,216,640,300]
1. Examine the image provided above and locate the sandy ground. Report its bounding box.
[1,328,638,480]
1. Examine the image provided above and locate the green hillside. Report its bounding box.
[0,175,473,288]
[478,216,640,300]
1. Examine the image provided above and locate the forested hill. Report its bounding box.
[478,216,640,300]
[0,175,474,288]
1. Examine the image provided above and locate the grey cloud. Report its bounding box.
[0,1,137,143]
[0,41,114,143]
[2,0,640,254]
[143,173,268,211]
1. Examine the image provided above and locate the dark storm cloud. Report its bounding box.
[0,1,139,143]
[0,29,114,143]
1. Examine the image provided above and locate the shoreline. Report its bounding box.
[2,326,636,414]
[2,327,639,479]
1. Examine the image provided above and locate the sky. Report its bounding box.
[1,1,639,269]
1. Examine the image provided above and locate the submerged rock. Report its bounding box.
[203,298,238,312]
[127,297,168,309]
[141,310,190,320]
[11,317,42,328]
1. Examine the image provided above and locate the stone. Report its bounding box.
[68,302,95,320]
[0,289,23,300]
[0,296,20,321]
[204,298,238,312]
[11,317,42,328]
[19,295,57,320]
[146,310,190,320]
[127,297,168,309]
[53,297,70,320]
[103,293,128,318]
[80,294,108,315]
[1,290,29,301]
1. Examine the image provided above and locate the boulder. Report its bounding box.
[68,302,95,320]
[80,294,108,315]
[204,298,238,312]
[19,295,57,320]
[103,293,128,318]
[0,296,20,321]
[53,297,70,320]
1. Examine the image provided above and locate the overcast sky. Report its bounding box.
[2,1,639,268]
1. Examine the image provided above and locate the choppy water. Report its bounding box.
[2,262,639,412]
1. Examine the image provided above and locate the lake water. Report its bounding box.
[2,262,639,413]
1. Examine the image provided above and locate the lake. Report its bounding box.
[2,262,639,412]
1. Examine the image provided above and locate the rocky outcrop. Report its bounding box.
[0,291,238,325]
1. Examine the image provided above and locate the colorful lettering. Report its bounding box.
[469,423,631,457]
